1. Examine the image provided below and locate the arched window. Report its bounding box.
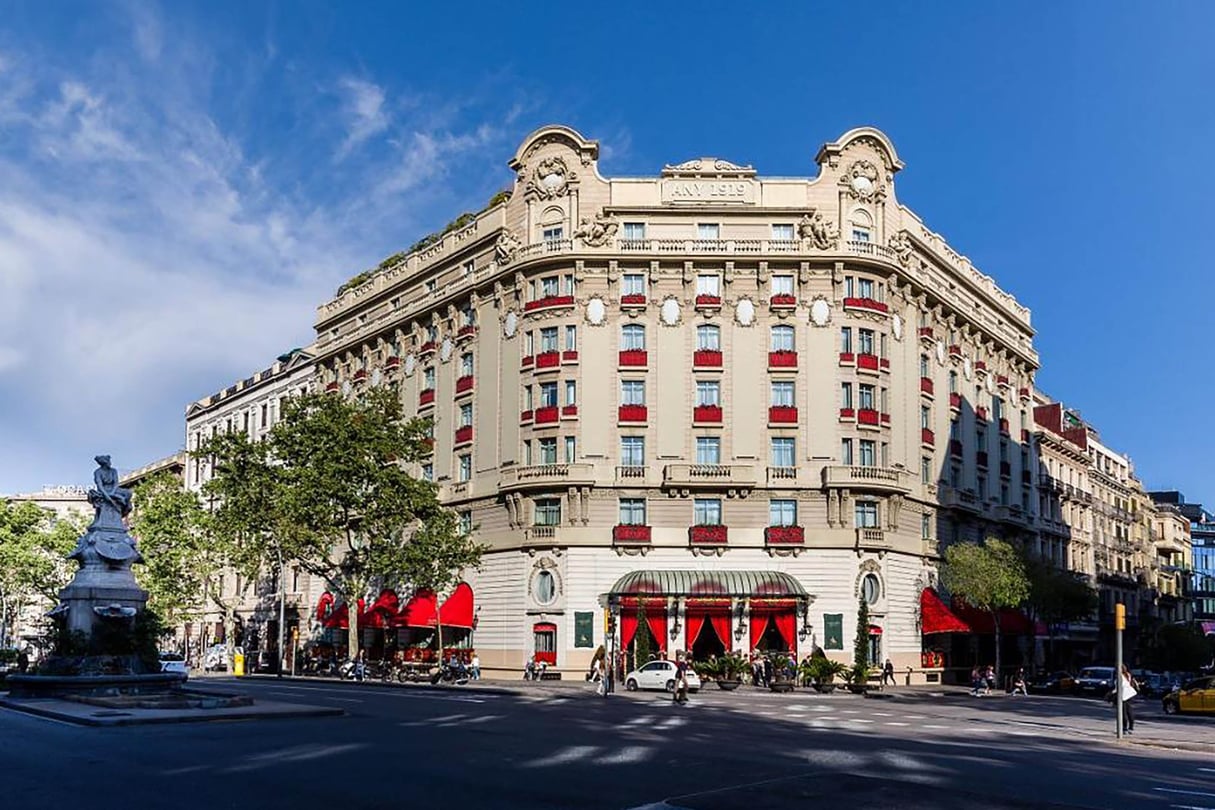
[861,573,881,605]
[770,324,795,352]
[850,209,873,243]
[621,324,646,350]
[696,324,721,351]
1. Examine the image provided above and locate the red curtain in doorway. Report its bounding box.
[646,610,667,652]
[709,613,732,648]
[750,612,770,650]
[685,612,706,650]
[621,612,638,651]
[773,612,796,655]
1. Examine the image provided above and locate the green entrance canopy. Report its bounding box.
[607,570,809,599]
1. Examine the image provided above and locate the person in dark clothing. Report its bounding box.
[17,648,30,674]
[673,652,690,704]
[762,656,773,688]
[882,659,895,686]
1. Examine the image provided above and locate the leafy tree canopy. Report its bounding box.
[128,471,208,626]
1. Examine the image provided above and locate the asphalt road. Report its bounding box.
[2,677,1212,810]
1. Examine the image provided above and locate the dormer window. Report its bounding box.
[697,223,720,240]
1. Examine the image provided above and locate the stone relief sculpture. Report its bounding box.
[572,211,619,247]
[797,209,839,250]
[841,159,883,200]
[889,231,914,267]
[495,230,523,265]
[527,155,571,199]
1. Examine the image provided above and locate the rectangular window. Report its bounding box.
[696,380,721,406]
[949,371,957,394]
[426,280,437,292]
[538,437,558,465]
[922,513,931,540]
[841,438,854,466]
[534,498,561,526]
[565,436,577,463]
[565,380,577,406]
[695,436,721,464]
[771,223,795,242]
[622,273,646,296]
[771,275,794,295]
[459,511,473,535]
[859,329,874,355]
[424,366,436,389]
[524,331,535,356]
[460,353,474,377]
[920,355,930,377]
[855,501,879,528]
[921,456,932,483]
[524,385,533,410]
[619,498,646,525]
[459,403,473,427]
[540,327,559,352]
[770,324,795,351]
[880,387,889,413]
[771,381,795,407]
[621,380,646,406]
[260,403,268,428]
[840,327,853,354]
[696,274,721,296]
[458,454,472,482]
[857,278,875,299]
[422,463,434,482]
[859,439,876,467]
[697,223,720,240]
[461,306,475,327]
[771,437,795,468]
[697,325,720,350]
[463,261,475,278]
[523,440,532,466]
[769,499,797,527]
[620,436,645,467]
[977,475,987,500]
[859,384,875,410]
[622,222,646,241]
[845,276,854,298]
[921,405,931,430]
[540,382,558,407]
[694,498,722,526]
[841,382,853,409]
[542,226,564,243]
[621,324,646,350]
[565,325,577,351]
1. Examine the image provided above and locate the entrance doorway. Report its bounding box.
[689,613,727,660]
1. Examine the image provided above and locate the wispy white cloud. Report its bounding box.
[334,77,390,161]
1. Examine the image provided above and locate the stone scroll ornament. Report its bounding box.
[573,211,620,247]
[797,209,839,250]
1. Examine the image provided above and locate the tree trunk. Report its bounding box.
[347,603,360,663]
[436,619,444,673]
[991,607,1002,688]
[223,606,236,672]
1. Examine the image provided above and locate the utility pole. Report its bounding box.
[1114,602,1125,740]
[277,546,286,679]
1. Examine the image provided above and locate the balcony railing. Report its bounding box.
[419,388,435,407]
[769,294,797,308]
[418,341,437,355]
[618,404,648,423]
[689,525,728,545]
[695,294,723,308]
[521,355,534,368]
[822,465,911,493]
[857,353,880,372]
[457,324,477,339]
[975,360,988,373]
[839,352,855,366]
[693,404,723,423]
[693,349,723,368]
[455,375,474,394]
[918,326,936,341]
[949,439,963,457]
[324,381,340,393]
[615,465,648,482]
[949,392,962,410]
[561,404,578,418]
[948,345,963,360]
[922,428,935,446]
[535,350,561,369]
[977,451,989,468]
[976,406,989,421]
[524,294,575,313]
[857,408,880,427]
[939,487,980,512]
[765,526,804,545]
[562,350,579,363]
[1019,387,1032,402]
[534,405,560,424]
[769,405,798,424]
[613,524,652,544]
[520,409,533,423]
[620,293,647,306]
[455,425,473,445]
[768,350,798,369]
[384,355,402,370]
[855,527,889,548]
[663,464,757,489]
[842,297,890,316]
[999,417,1010,435]
[765,466,800,486]
[839,407,856,421]
[618,349,648,367]
[499,463,596,491]
[920,377,934,395]
[352,368,368,382]
[999,461,1011,477]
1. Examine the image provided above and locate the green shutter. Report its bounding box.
[574,611,594,648]
[824,613,844,650]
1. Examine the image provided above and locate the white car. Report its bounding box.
[159,652,189,681]
[624,660,701,693]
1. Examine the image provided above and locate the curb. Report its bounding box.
[240,673,524,697]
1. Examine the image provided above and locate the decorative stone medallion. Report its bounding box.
[735,298,755,326]
[985,373,995,395]
[503,311,518,338]
[404,353,416,377]
[935,339,946,366]
[892,313,904,341]
[963,357,973,380]
[809,297,831,327]
[440,338,454,363]
[341,380,352,396]
[585,297,606,326]
[371,368,382,386]
[660,297,681,326]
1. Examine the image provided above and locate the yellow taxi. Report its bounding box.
[1162,676,1215,715]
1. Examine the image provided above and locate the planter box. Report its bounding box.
[812,683,838,694]
[716,680,742,691]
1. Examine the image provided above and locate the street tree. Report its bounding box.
[854,596,871,671]
[1023,556,1097,668]
[267,386,447,663]
[940,537,1030,678]
[128,471,208,628]
[0,500,84,647]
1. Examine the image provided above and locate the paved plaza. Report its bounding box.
[3,677,1212,809]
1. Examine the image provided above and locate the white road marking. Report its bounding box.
[596,745,650,764]
[1200,768,1215,773]
[524,745,598,767]
[905,715,926,720]
[327,697,362,703]
[657,716,686,729]
[1168,804,1215,810]
[885,721,909,727]
[399,714,466,727]
[1156,789,1215,799]
[924,724,950,730]
[872,712,892,717]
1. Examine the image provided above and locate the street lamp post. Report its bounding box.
[277,546,286,679]
[1114,602,1125,740]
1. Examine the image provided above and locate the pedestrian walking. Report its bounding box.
[970,666,983,696]
[1117,664,1138,734]
[593,657,605,696]
[354,650,366,682]
[1010,667,1028,696]
[672,651,690,705]
[983,665,995,695]
[470,654,480,681]
[882,658,895,686]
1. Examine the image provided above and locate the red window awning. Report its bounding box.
[868,624,883,635]
[950,599,1034,635]
[392,584,476,629]
[920,588,971,635]
[438,583,475,629]
[395,589,437,628]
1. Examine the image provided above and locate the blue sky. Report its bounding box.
[1,1,1213,500]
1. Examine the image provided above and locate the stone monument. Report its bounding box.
[59,455,149,637]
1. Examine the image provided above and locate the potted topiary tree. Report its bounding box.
[769,653,796,693]
[804,656,848,693]
[715,652,748,690]
[847,662,871,694]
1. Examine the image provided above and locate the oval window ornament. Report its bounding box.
[809,298,831,327]
[735,298,755,326]
[892,313,903,341]
[586,297,606,325]
[440,338,454,362]
[660,298,681,326]
[503,311,518,338]
[404,354,416,376]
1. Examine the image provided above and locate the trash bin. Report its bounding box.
[233,651,245,676]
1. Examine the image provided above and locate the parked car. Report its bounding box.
[624,660,702,693]
[1028,671,1076,694]
[1162,676,1215,715]
[158,652,188,681]
[1074,666,1116,697]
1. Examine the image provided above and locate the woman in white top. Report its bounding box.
[1117,665,1138,734]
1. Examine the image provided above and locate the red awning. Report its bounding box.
[951,599,1034,635]
[438,583,475,629]
[320,598,365,629]
[920,589,971,635]
[395,589,437,628]
[315,592,335,623]
[868,624,883,635]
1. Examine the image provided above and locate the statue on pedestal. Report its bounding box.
[70,455,142,568]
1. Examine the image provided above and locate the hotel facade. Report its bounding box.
[309,125,1045,680]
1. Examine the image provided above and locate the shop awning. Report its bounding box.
[393,584,476,629]
[920,588,971,634]
[608,570,809,599]
[439,583,475,629]
[951,600,1034,635]
[396,590,437,628]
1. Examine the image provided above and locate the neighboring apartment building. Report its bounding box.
[311,124,1041,679]
[120,452,187,490]
[1147,500,1192,626]
[182,346,317,663]
[1150,491,1214,628]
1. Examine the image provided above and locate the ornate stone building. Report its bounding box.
[312,125,1041,680]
